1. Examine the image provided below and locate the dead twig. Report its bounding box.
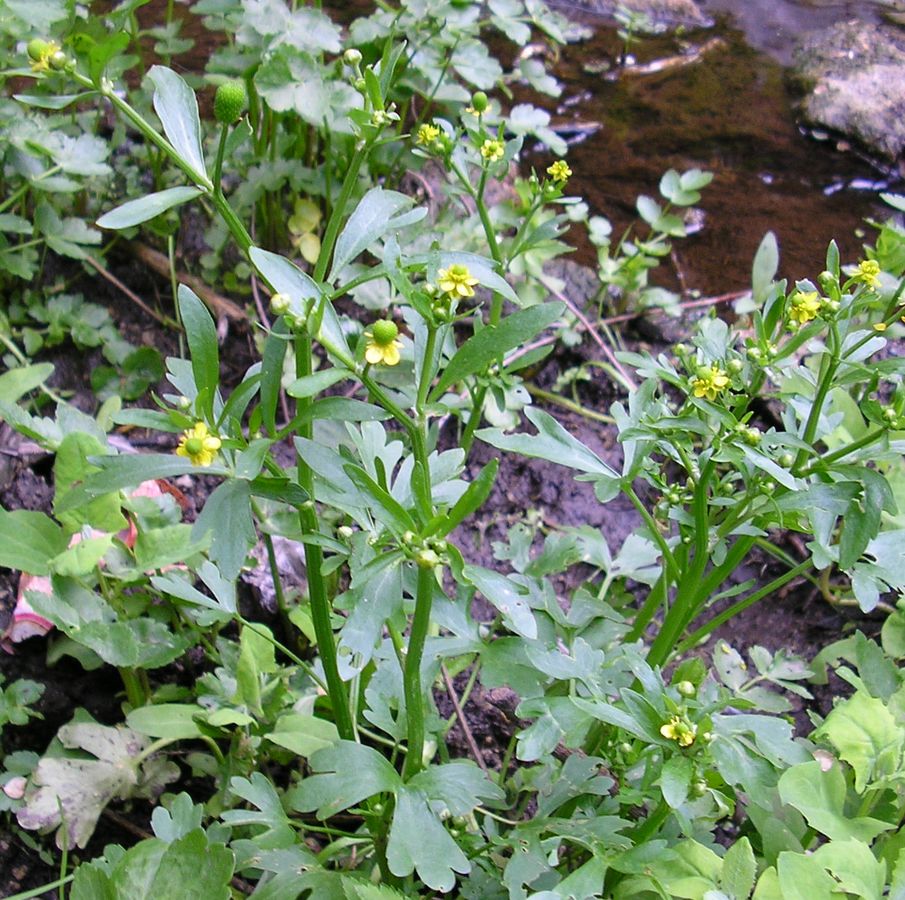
[85,255,173,327]
[441,663,490,775]
[128,241,247,323]
[538,273,638,391]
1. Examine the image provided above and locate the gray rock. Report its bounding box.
[793,20,905,161]
[564,0,711,29]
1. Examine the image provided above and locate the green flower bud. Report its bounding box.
[676,680,696,698]
[779,452,795,468]
[27,39,49,62]
[49,50,68,70]
[337,525,354,540]
[817,270,837,293]
[415,548,440,569]
[269,292,290,316]
[213,80,247,124]
[674,342,689,356]
[343,48,362,65]
[746,346,763,362]
[470,90,489,113]
[727,358,744,374]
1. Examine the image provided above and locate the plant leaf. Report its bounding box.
[431,302,563,400]
[97,186,203,229]
[148,66,208,183]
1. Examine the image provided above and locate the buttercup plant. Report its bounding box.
[4,5,905,897]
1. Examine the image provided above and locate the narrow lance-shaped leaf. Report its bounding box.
[178,285,219,421]
[344,464,417,535]
[429,458,498,537]
[97,186,203,230]
[430,302,564,400]
[148,66,209,184]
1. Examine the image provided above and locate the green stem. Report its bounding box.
[314,140,371,283]
[806,427,887,470]
[119,667,147,708]
[677,560,812,653]
[794,322,839,470]
[294,333,355,741]
[212,123,229,197]
[402,564,437,780]
[525,384,616,424]
[626,486,678,582]
[416,324,439,415]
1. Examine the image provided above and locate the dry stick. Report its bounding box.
[538,274,638,391]
[128,241,247,322]
[85,255,171,327]
[441,663,490,775]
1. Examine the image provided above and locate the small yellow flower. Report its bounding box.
[660,715,697,747]
[787,290,822,327]
[853,259,881,289]
[415,123,441,147]
[546,160,572,184]
[480,138,505,163]
[437,264,479,299]
[874,322,888,332]
[176,422,221,467]
[691,365,730,402]
[364,319,402,366]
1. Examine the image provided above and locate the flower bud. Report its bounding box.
[779,453,795,468]
[676,680,696,698]
[49,50,68,70]
[343,48,362,66]
[415,548,440,569]
[337,525,354,540]
[727,358,744,374]
[269,292,291,316]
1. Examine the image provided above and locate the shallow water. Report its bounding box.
[539,2,902,297]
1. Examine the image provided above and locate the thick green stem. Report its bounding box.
[314,141,370,283]
[402,563,438,780]
[294,333,355,741]
[416,324,439,415]
[677,559,811,653]
[119,667,147,708]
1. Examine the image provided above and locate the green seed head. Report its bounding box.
[214,80,247,124]
[470,90,489,113]
[371,319,398,346]
[185,437,204,456]
[27,39,49,62]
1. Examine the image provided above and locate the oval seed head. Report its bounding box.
[27,39,49,62]
[470,90,489,113]
[214,80,247,124]
[371,318,399,346]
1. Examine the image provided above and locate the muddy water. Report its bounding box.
[535,4,901,298]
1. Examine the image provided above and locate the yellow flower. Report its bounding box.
[437,264,479,299]
[546,160,572,184]
[415,123,441,147]
[853,259,881,289]
[691,365,729,401]
[874,322,888,332]
[364,319,402,366]
[788,290,822,327]
[480,138,505,162]
[660,715,697,747]
[175,422,221,467]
